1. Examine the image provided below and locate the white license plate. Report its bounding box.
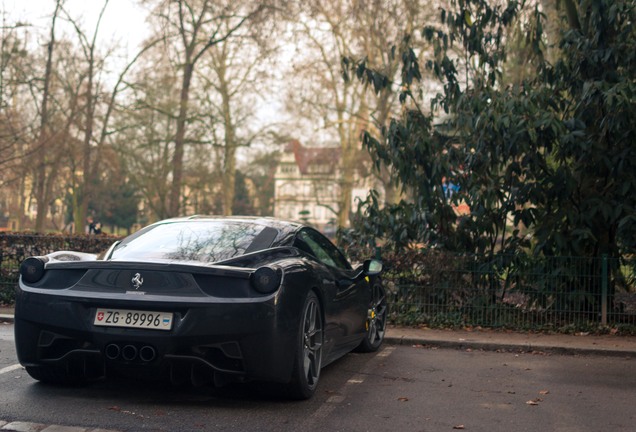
[94,308,173,331]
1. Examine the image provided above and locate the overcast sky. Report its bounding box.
[5,0,150,56]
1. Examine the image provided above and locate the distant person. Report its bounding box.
[86,217,95,234]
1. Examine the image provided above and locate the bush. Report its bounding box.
[0,233,118,306]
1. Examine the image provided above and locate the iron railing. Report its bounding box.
[384,253,636,332]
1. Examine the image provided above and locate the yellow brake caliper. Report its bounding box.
[366,309,376,331]
[365,276,372,331]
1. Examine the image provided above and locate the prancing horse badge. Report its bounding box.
[131,273,144,290]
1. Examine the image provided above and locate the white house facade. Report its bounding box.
[274,140,341,234]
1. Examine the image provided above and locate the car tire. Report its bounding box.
[286,290,323,400]
[356,281,387,353]
[25,366,86,386]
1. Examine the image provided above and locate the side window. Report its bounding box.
[294,230,337,268]
[310,231,351,270]
[294,229,351,270]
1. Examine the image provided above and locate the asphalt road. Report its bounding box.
[1,322,635,432]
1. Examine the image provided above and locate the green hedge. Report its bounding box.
[0,233,118,305]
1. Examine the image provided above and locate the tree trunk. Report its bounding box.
[169,62,194,217]
[220,69,236,216]
[77,44,96,234]
[562,0,581,30]
[33,1,60,232]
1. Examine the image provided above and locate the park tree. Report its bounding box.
[0,20,30,228]
[1,3,84,232]
[146,0,266,217]
[59,1,112,234]
[347,0,636,261]
[32,1,61,232]
[285,0,431,228]
[284,1,375,228]
[245,149,280,216]
[195,16,277,216]
[114,49,181,221]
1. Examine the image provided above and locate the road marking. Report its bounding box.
[304,345,397,427]
[0,421,122,432]
[0,364,22,375]
[377,346,396,357]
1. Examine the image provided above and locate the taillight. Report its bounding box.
[20,257,47,283]
[250,267,282,294]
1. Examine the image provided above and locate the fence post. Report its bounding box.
[601,254,608,326]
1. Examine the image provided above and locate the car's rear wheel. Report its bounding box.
[286,291,323,400]
[356,281,387,353]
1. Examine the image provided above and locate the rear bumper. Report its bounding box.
[14,287,299,384]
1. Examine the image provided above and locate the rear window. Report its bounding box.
[110,221,278,263]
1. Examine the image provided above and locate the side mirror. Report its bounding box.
[363,259,383,276]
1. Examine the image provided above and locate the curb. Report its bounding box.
[384,335,636,358]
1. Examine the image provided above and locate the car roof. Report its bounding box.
[146,216,306,247]
[156,215,304,229]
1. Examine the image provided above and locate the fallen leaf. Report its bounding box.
[526,400,539,405]
[539,390,550,395]
[108,406,121,411]
[398,397,409,402]
[453,425,465,429]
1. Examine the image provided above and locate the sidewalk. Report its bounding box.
[0,306,12,323]
[3,306,636,358]
[385,325,636,358]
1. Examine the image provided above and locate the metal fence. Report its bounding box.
[384,253,636,332]
[1,233,635,332]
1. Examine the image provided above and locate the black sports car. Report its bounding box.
[15,216,386,399]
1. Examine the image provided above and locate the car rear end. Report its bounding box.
[15,258,299,386]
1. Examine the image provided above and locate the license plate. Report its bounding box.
[94,308,173,331]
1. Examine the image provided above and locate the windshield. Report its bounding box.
[110,221,278,263]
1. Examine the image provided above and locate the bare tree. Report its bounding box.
[32,0,62,232]
[284,2,391,227]
[0,18,30,226]
[115,47,183,221]
[285,1,435,227]
[148,0,265,217]
[195,15,277,216]
[59,1,168,232]
[59,0,112,232]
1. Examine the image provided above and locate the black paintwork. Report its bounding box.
[14,217,379,389]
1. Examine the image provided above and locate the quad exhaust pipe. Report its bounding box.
[122,344,138,361]
[139,345,157,362]
[105,343,156,362]
[105,343,120,360]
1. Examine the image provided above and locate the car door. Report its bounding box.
[293,229,367,357]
